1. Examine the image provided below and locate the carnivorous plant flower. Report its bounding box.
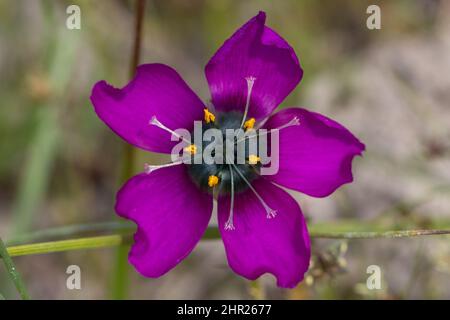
[90,11,365,288]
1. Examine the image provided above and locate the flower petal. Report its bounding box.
[91,64,204,154]
[264,108,365,197]
[205,11,302,120]
[218,179,310,288]
[115,165,212,277]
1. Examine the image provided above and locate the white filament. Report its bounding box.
[240,76,257,129]
[230,162,277,219]
[149,115,191,144]
[224,164,236,231]
[143,161,183,174]
[235,116,300,145]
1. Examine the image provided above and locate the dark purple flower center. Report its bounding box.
[186,111,262,195]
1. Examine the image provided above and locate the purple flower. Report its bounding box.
[90,11,365,288]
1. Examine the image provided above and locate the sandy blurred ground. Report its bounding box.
[1,0,450,299]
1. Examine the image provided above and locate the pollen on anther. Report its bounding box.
[203,108,216,123]
[244,118,256,131]
[248,154,260,165]
[184,144,197,155]
[208,175,219,187]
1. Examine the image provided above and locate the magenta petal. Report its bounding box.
[91,64,204,154]
[218,179,310,288]
[264,108,365,197]
[205,11,303,120]
[115,165,212,277]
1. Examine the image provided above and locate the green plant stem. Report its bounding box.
[7,221,217,247]
[3,227,450,260]
[129,0,146,78]
[111,0,147,300]
[6,221,135,246]
[249,280,265,300]
[310,229,450,239]
[7,235,123,257]
[0,237,30,300]
[8,217,450,246]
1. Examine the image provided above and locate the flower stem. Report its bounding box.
[129,0,146,78]
[7,235,123,257]
[310,229,450,239]
[249,280,265,300]
[3,227,450,260]
[6,221,135,246]
[0,237,30,300]
[112,0,147,300]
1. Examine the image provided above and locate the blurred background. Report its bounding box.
[1,0,450,299]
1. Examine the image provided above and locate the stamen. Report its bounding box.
[208,175,219,188]
[275,116,300,130]
[204,108,216,124]
[149,115,191,144]
[248,154,260,165]
[235,116,300,145]
[143,160,184,174]
[240,76,256,129]
[225,165,235,230]
[184,144,197,155]
[229,162,277,219]
[243,117,256,131]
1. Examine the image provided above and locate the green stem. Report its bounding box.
[310,229,450,239]
[0,237,30,300]
[7,221,218,247]
[7,235,123,257]
[111,0,147,300]
[129,0,146,78]
[6,221,135,246]
[7,217,450,246]
[3,227,450,259]
[249,280,265,300]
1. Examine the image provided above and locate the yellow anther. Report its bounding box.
[248,154,261,165]
[244,118,256,131]
[184,144,197,155]
[208,175,219,187]
[204,108,216,123]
